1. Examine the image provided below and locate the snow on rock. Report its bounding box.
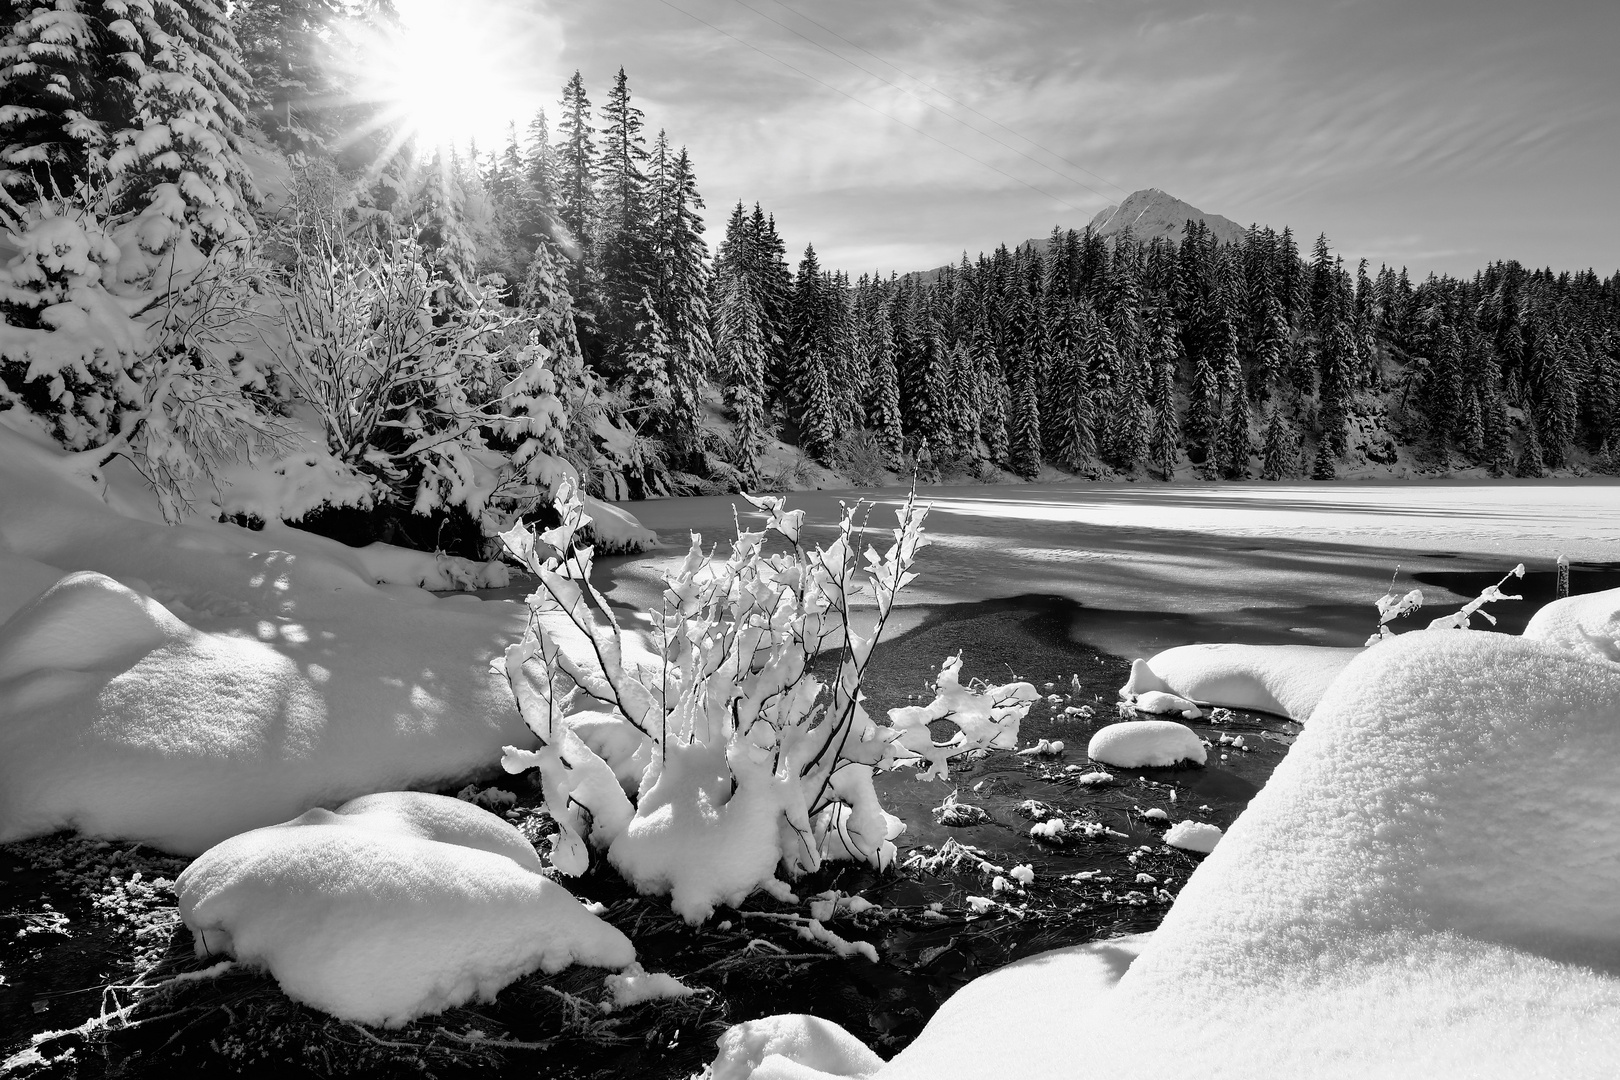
[713,627,1620,1078]
[1086,720,1207,768]
[1128,689,1202,718]
[709,1014,884,1080]
[1121,643,1362,721]
[604,962,698,1008]
[176,792,634,1028]
[1163,820,1222,853]
[0,421,544,854]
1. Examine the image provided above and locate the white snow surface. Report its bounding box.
[1122,644,1361,721]
[604,962,698,1008]
[0,418,555,853]
[1086,720,1207,768]
[176,792,634,1027]
[710,612,1620,1078]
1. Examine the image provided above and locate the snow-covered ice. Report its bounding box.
[176,792,634,1027]
[1121,644,1360,721]
[1086,720,1207,768]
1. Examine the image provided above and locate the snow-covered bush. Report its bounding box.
[0,181,289,519]
[497,486,1037,922]
[270,189,580,542]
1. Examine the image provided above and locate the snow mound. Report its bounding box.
[713,626,1620,1078]
[1087,720,1206,768]
[176,792,634,1027]
[710,1014,884,1080]
[1121,643,1361,721]
[1162,819,1222,853]
[582,494,659,554]
[1522,587,1620,664]
[0,422,540,853]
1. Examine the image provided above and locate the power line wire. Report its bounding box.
[764,0,1134,198]
[741,0,1131,201]
[649,0,1101,218]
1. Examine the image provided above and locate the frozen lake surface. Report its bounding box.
[599,479,1620,658]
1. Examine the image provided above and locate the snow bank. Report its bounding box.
[0,420,544,853]
[1086,720,1206,768]
[177,792,633,1027]
[1121,642,1361,721]
[712,621,1620,1078]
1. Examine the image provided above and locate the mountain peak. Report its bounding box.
[1087,188,1248,246]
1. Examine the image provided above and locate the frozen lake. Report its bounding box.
[599,479,1620,659]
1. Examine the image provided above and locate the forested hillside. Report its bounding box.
[1,1,1616,564]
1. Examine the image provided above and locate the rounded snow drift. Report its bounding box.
[177,791,635,1027]
[1087,720,1207,768]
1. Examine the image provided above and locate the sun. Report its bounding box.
[346,0,555,157]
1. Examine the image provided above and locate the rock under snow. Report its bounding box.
[1162,819,1223,853]
[1128,689,1202,718]
[1086,720,1207,768]
[176,792,634,1027]
[710,1013,885,1080]
[712,619,1620,1078]
[1121,643,1362,722]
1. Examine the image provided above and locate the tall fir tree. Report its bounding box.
[595,67,658,375]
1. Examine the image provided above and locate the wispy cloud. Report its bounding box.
[440,0,1620,276]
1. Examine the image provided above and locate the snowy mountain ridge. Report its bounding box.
[910,187,1253,283]
[1086,187,1250,246]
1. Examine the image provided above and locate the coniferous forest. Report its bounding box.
[2,1,1618,563]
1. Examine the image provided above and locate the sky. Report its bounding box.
[392,0,1620,280]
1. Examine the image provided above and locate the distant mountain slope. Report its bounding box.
[908,188,1253,283]
[1087,187,1249,246]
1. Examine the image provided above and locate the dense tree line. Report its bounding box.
[715,218,1620,483]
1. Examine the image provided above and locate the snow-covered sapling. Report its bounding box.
[1425,564,1526,630]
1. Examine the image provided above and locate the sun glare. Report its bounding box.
[350,0,556,156]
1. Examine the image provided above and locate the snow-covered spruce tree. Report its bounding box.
[1260,407,1296,480]
[1311,436,1337,480]
[860,291,904,461]
[498,485,1038,923]
[0,181,287,519]
[1216,392,1251,480]
[651,143,712,462]
[596,68,658,377]
[0,0,259,252]
[788,244,837,463]
[713,259,770,477]
[1516,406,1546,478]
[620,292,674,430]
